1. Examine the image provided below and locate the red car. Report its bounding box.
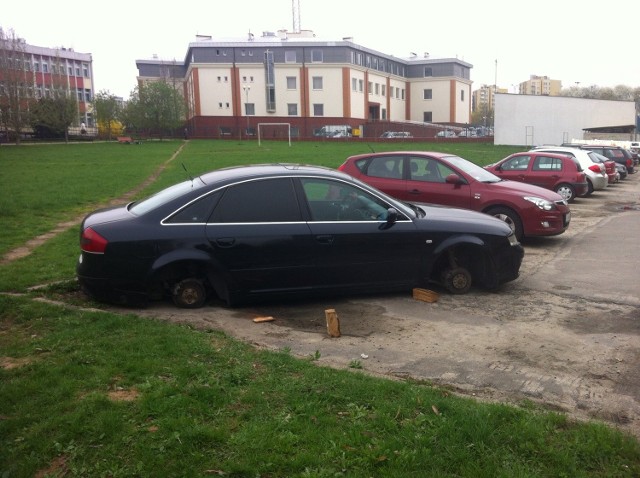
[339,151,571,241]
[484,151,588,202]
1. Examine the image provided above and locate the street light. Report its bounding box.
[242,83,251,138]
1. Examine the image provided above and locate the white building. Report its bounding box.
[494,94,637,146]
[136,30,473,139]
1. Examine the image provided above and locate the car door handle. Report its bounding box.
[316,235,335,244]
[214,237,236,248]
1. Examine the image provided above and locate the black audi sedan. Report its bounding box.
[77,164,524,308]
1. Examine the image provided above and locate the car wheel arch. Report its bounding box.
[429,240,492,291]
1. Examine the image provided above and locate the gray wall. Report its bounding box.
[494,94,636,146]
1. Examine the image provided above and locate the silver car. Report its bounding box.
[530,146,608,195]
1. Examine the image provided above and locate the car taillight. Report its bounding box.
[588,164,602,173]
[626,160,633,168]
[81,227,108,253]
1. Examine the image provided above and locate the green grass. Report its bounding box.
[1,294,638,477]
[1,139,638,476]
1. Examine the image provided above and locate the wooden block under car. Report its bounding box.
[412,288,439,303]
[252,316,275,323]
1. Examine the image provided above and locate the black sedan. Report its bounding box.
[77,164,524,308]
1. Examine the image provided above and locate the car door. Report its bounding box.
[492,154,531,183]
[205,177,315,293]
[528,154,562,190]
[358,154,407,200]
[404,155,473,209]
[299,177,423,291]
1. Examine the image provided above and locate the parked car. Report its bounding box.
[588,152,618,184]
[458,129,477,137]
[576,145,635,174]
[436,130,456,138]
[380,131,413,139]
[77,164,524,308]
[530,146,608,195]
[338,151,571,241]
[614,163,628,180]
[484,151,588,202]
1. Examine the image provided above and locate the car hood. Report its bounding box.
[81,204,132,229]
[484,179,562,200]
[413,202,513,236]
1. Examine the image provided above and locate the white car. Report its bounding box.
[530,146,608,195]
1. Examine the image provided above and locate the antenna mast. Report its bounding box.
[292,0,301,33]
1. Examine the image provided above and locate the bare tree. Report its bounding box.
[0,27,34,144]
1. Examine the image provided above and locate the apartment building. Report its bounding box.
[136,30,473,138]
[518,75,562,96]
[472,84,508,113]
[0,39,94,128]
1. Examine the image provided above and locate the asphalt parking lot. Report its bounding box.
[132,171,640,438]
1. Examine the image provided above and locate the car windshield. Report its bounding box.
[129,179,208,216]
[445,155,501,183]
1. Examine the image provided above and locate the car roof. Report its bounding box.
[347,151,453,160]
[199,163,349,184]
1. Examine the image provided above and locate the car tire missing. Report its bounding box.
[441,267,472,294]
[172,278,207,308]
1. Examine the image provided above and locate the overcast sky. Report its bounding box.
[3,0,639,99]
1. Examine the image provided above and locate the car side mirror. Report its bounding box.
[445,173,463,185]
[386,207,398,224]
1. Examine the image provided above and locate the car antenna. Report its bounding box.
[182,163,207,186]
[367,144,376,153]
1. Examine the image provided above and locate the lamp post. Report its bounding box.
[242,83,251,138]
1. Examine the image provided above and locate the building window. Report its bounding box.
[358,79,363,92]
[401,89,405,100]
[312,76,323,90]
[460,89,465,101]
[424,89,432,100]
[34,62,40,72]
[390,86,394,97]
[423,112,432,122]
[83,65,89,77]
[218,102,223,108]
[245,103,255,116]
[285,50,296,63]
[226,102,230,108]
[68,66,73,76]
[424,67,433,77]
[224,76,228,82]
[84,89,92,102]
[375,83,379,95]
[381,108,387,120]
[42,63,49,73]
[313,104,324,116]
[368,81,373,94]
[351,78,357,91]
[311,50,323,62]
[286,76,297,89]
[287,103,298,116]
[75,67,80,76]
[381,85,386,97]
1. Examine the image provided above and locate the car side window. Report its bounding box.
[209,178,302,223]
[301,178,391,221]
[366,156,403,179]
[532,156,561,171]
[165,191,221,224]
[503,155,531,170]
[409,157,452,183]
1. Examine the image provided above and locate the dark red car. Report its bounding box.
[339,151,571,241]
[484,151,588,202]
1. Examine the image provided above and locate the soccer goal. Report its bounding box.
[257,123,292,147]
